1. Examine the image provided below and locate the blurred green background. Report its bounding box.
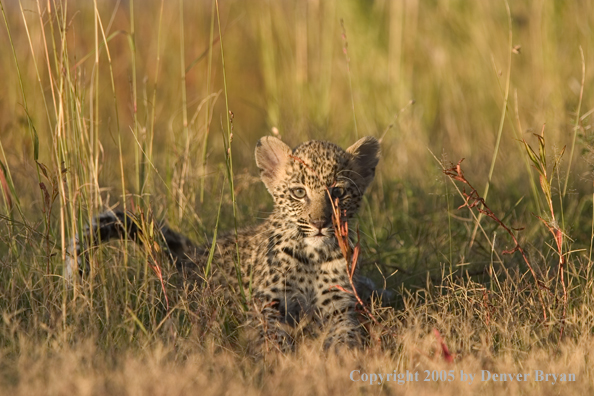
[1,0,593,286]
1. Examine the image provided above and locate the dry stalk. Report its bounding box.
[289,153,453,359]
[289,154,396,345]
[128,206,170,312]
[521,127,567,339]
[443,159,549,322]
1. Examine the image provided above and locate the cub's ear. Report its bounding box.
[346,136,380,183]
[255,136,292,190]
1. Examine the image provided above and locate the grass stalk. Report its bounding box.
[148,0,165,199]
[215,0,246,306]
[1,0,42,219]
[563,46,585,197]
[177,0,190,221]
[468,0,513,251]
[340,19,358,140]
[128,0,142,201]
[200,0,216,204]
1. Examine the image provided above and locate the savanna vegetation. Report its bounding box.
[0,0,593,394]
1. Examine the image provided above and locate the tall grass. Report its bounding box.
[0,0,593,394]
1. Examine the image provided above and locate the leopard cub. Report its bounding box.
[66,135,380,350]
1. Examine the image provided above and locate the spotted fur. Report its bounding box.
[66,136,380,351]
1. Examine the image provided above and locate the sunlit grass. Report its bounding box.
[0,0,593,394]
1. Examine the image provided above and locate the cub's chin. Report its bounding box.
[303,233,335,249]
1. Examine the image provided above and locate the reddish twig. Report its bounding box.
[136,211,170,312]
[443,159,548,322]
[433,328,455,363]
[521,128,567,339]
[535,214,567,339]
[289,154,395,343]
[148,259,169,312]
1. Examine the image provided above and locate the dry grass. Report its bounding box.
[1,0,594,394]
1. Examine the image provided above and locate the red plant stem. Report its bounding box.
[444,159,548,322]
[289,153,394,339]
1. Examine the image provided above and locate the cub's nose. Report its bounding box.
[309,217,330,231]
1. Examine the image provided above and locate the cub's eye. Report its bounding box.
[290,187,307,199]
[331,187,346,199]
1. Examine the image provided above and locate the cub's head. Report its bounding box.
[255,136,380,247]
